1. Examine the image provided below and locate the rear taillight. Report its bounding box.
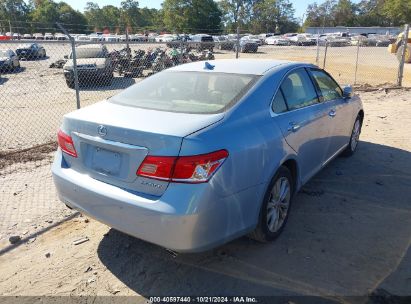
[137,150,228,183]
[57,130,77,157]
[137,156,176,180]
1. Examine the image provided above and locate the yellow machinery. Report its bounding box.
[388,31,411,63]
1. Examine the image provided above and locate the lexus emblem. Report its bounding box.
[97,125,107,137]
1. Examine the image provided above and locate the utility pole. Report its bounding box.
[397,24,410,87]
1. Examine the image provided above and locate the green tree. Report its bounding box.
[251,0,298,34]
[121,0,141,29]
[30,0,59,25]
[57,2,88,32]
[382,0,411,25]
[162,0,222,33]
[219,0,254,31]
[356,0,388,26]
[29,0,87,33]
[0,0,32,32]
[333,0,356,26]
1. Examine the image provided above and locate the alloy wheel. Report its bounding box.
[267,177,291,233]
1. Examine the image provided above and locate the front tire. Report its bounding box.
[342,115,362,157]
[249,166,294,243]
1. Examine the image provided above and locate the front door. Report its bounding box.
[272,68,331,184]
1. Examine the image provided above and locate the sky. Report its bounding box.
[69,0,318,20]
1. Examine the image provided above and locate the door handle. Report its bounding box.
[288,122,301,132]
[329,110,336,117]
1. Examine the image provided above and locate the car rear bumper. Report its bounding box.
[52,150,263,252]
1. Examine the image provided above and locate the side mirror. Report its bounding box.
[64,55,68,59]
[343,85,353,99]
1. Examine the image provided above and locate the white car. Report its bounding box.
[33,33,44,40]
[155,34,176,42]
[76,35,90,42]
[265,36,290,46]
[241,35,262,46]
[55,33,68,41]
[104,35,119,42]
[287,33,316,46]
[44,33,54,40]
[12,33,22,40]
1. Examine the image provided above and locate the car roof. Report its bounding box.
[168,59,299,75]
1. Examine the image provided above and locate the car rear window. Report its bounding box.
[109,71,259,114]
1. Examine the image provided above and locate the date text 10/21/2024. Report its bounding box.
[148,297,258,303]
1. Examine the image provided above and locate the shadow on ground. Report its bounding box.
[0,76,8,85]
[0,67,27,75]
[97,141,411,299]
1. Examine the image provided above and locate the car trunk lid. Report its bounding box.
[60,100,224,196]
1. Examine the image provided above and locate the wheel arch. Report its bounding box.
[281,158,299,193]
[358,109,364,124]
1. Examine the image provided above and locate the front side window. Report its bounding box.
[280,69,319,110]
[110,71,259,114]
[310,69,343,102]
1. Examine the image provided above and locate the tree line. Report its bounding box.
[304,0,411,28]
[0,0,410,35]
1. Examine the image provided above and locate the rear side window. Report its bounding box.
[110,71,259,114]
[280,69,319,110]
[272,89,288,114]
[310,69,343,102]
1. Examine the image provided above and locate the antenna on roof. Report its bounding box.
[204,62,215,70]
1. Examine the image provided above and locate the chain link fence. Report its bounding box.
[0,23,409,243]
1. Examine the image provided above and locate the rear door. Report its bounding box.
[308,68,353,162]
[272,68,331,184]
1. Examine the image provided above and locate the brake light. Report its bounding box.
[137,150,229,183]
[137,156,176,180]
[57,130,77,157]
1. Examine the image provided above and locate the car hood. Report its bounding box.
[64,58,106,70]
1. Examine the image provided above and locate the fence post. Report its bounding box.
[354,40,360,85]
[125,27,131,60]
[315,29,320,65]
[323,42,328,69]
[397,24,409,87]
[56,23,80,109]
[236,26,240,59]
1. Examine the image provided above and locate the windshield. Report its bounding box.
[110,71,259,114]
[73,48,105,59]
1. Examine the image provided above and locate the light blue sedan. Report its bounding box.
[52,59,364,252]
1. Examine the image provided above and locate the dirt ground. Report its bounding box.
[1,42,411,153]
[0,89,410,302]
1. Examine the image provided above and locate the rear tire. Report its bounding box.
[342,115,362,157]
[249,166,294,243]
